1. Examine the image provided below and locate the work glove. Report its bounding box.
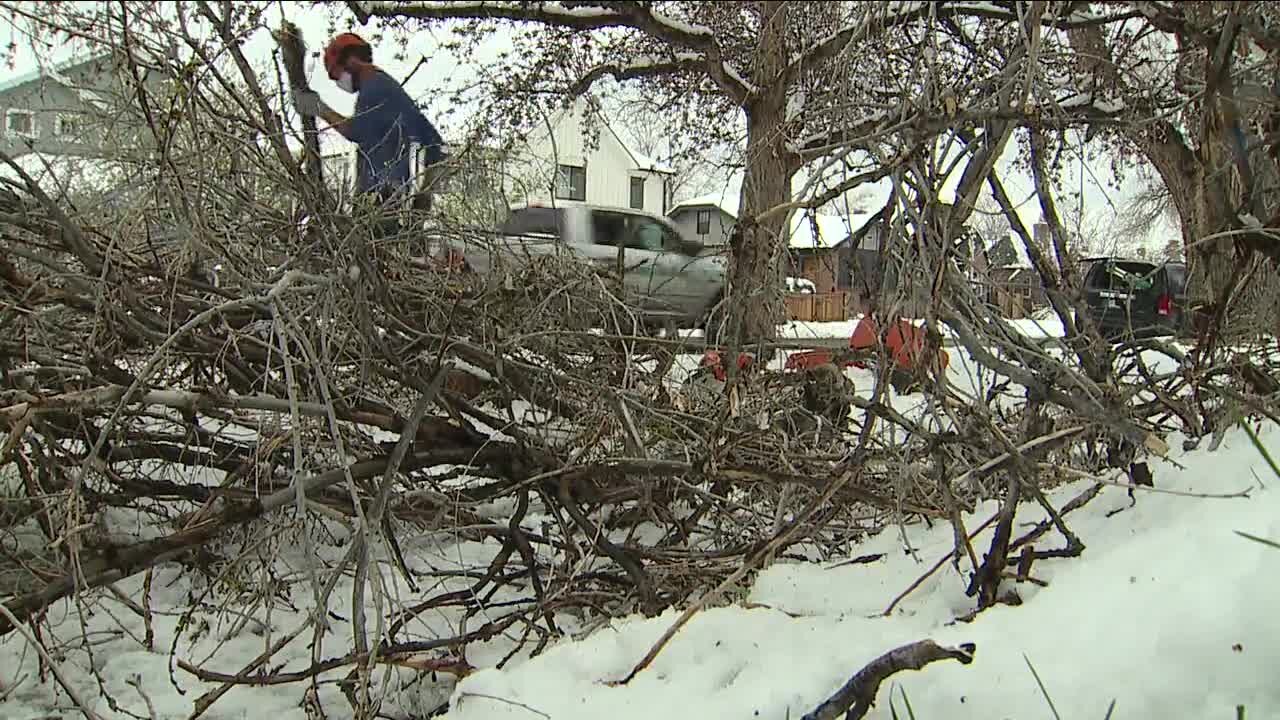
[292,88,329,118]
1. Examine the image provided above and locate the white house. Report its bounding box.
[501,97,675,215]
[321,97,676,219]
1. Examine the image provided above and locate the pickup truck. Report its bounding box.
[446,202,728,331]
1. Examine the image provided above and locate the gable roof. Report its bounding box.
[670,193,735,215]
[0,52,113,96]
[594,110,674,175]
[547,97,675,175]
[669,186,877,249]
[616,142,675,174]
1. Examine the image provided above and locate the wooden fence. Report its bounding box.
[785,291,849,322]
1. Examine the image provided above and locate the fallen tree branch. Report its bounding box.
[0,445,517,636]
[801,639,977,720]
[177,618,510,686]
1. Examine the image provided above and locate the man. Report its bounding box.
[293,32,448,215]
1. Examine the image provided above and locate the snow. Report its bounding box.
[786,276,817,294]
[1058,92,1127,114]
[645,11,715,38]
[0,152,135,200]
[0,52,109,94]
[3,330,1275,719]
[439,422,1280,719]
[621,144,675,175]
[781,311,1067,341]
[721,61,758,96]
[361,1,615,21]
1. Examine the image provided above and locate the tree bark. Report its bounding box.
[1069,7,1264,323]
[725,0,800,344]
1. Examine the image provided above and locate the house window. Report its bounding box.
[55,114,80,138]
[5,110,35,138]
[629,176,645,210]
[696,209,711,235]
[555,163,586,201]
[858,225,881,251]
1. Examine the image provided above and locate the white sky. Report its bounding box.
[1,5,1176,252]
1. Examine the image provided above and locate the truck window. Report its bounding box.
[500,207,565,237]
[1163,263,1187,293]
[630,218,667,252]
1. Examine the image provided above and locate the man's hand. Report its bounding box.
[292,88,328,118]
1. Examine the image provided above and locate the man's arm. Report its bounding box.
[414,113,447,166]
[293,89,355,140]
[319,107,355,140]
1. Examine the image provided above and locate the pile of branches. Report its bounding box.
[0,41,1277,720]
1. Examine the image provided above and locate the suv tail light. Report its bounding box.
[1157,293,1172,316]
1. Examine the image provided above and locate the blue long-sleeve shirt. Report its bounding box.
[349,69,446,197]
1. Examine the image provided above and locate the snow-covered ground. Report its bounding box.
[436,423,1279,720]
[782,308,1067,342]
[3,422,1273,719]
[1,340,1272,719]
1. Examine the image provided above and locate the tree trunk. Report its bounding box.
[725,0,799,344]
[1071,9,1272,333]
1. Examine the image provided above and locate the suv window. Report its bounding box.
[587,210,704,255]
[500,207,565,237]
[1086,260,1159,291]
[631,217,672,252]
[1163,262,1187,293]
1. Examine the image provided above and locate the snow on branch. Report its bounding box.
[352,1,751,102]
[353,1,627,29]
[569,52,707,96]
[777,1,1143,90]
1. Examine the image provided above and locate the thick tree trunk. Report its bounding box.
[1071,9,1275,335]
[724,0,799,344]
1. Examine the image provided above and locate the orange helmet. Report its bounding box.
[323,32,370,79]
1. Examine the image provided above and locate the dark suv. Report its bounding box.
[1079,257,1190,339]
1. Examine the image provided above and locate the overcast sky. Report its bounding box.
[1,4,1176,252]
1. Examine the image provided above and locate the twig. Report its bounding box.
[883,509,1001,616]
[126,674,160,720]
[0,603,105,720]
[1235,530,1280,550]
[455,692,550,718]
[186,621,312,719]
[612,399,886,685]
[1093,477,1252,499]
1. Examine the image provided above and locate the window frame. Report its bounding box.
[500,207,566,238]
[5,109,37,138]
[696,209,711,235]
[54,113,81,138]
[554,163,587,202]
[629,176,645,210]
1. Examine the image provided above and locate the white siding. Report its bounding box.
[503,99,671,213]
[670,206,735,248]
